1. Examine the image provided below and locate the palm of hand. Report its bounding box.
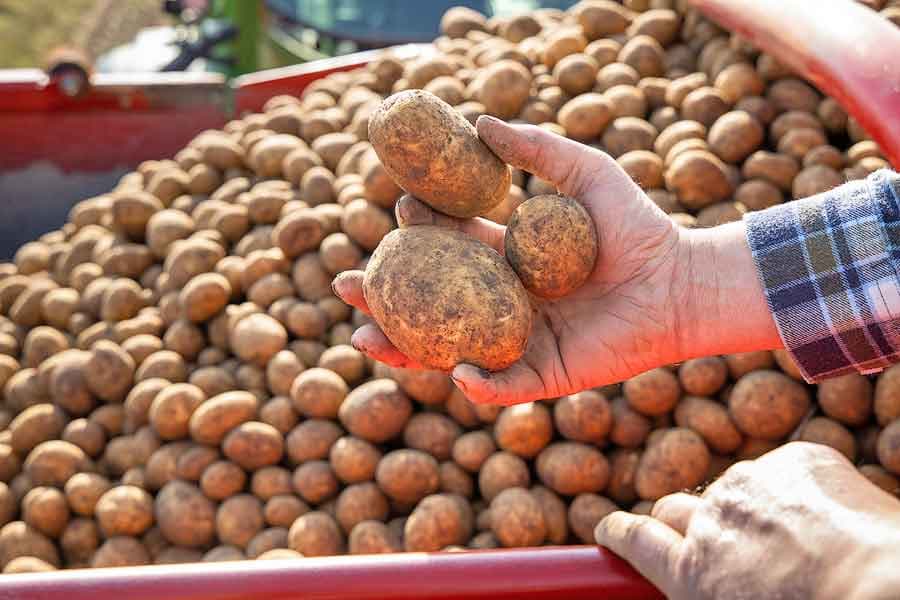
[333,117,684,405]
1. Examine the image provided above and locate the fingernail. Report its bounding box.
[449,373,468,393]
[452,363,491,382]
[478,114,502,127]
[349,331,365,352]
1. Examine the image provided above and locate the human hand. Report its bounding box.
[333,116,780,404]
[596,442,900,600]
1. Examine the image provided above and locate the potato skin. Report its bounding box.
[368,90,510,218]
[364,227,532,372]
[504,195,598,299]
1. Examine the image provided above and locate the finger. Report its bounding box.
[595,511,682,594]
[395,195,506,255]
[451,361,548,406]
[331,270,370,315]
[476,115,635,202]
[651,492,702,536]
[349,324,425,370]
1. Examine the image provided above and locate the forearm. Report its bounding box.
[676,221,782,361]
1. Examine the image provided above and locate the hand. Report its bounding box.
[333,116,780,405]
[596,442,900,600]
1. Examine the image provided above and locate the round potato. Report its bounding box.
[635,428,710,500]
[489,488,545,548]
[504,195,597,299]
[728,370,811,440]
[366,226,531,371]
[369,90,510,218]
[536,442,610,496]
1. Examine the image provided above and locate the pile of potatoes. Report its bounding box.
[1,0,900,575]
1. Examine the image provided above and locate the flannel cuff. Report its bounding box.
[745,169,900,383]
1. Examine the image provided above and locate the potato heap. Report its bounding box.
[1,0,900,575]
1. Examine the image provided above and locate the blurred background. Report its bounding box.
[0,1,579,75]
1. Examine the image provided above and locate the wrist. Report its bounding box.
[673,221,782,361]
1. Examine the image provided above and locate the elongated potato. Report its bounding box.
[368,90,510,218]
[363,227,532,372]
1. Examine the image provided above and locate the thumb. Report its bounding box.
[475,115,635,202]
[595,511,682,594]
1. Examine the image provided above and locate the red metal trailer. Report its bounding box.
[1,0,899,596]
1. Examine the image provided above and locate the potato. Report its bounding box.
[340,199,393,252]
[215,494,264,549]
[817,373,873,427]
[272,209,325,259]
[84,340,136,402]
[729,370,810,440]
[674,396,743,454]
[558,93,613,140]
[334,482,389,534]
[63,472,110,517]
[402,413,462,461]
[441,7,487,38]
[200,460,246,500]
[91,536,150,567]
[179,273,231,323]
[154,480,216,548]
[223,422,284,470]
[724,351,775,378]
[448,431,495,474]
[317,345,366,385]
[24,440,88,487]
[735,178,783,211]
[265,495,309,528]
[376,449,440,504]
[366,227,531,371]
[59,517,99,564]
[503,194,597,299]
[677,356,727,396]
[623,367,680,417]
[286,419,342,464]
[9,403,67,456]
[607,396,652,448]
[635,428,710,500]
[369,90,510,218]
[792,165,843,199]
[706,110,764,164]
[568,493,617,544]
[500,14,540,42]
[291,460,339,505]
[473,60,532,120]
[95,485,154,537]
[287,511,344,556]
[0,521,60,568]
[619,35,665,78]
[203,545,245,562]
[149,383,205,440]
[617,150,663,189]
[798,417,856,461]
[535,442,609,496]
[553,53,599,96]
[348,520,401,554]
[664,150,734,210]
[486,403,551,459]
[229,313,287,367]
[22,486,69,538]
[877,420,900,476]
[551,390,611,443]
[287,367,347,419]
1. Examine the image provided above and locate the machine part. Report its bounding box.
[0,546,663,600]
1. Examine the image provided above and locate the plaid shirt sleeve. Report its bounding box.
[744,169,900,383]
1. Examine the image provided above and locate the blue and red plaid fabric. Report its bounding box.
[745,170,900,383]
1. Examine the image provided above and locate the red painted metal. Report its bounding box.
[691,0,900,169]
[0,546,662,600]
[1,70,229,172]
